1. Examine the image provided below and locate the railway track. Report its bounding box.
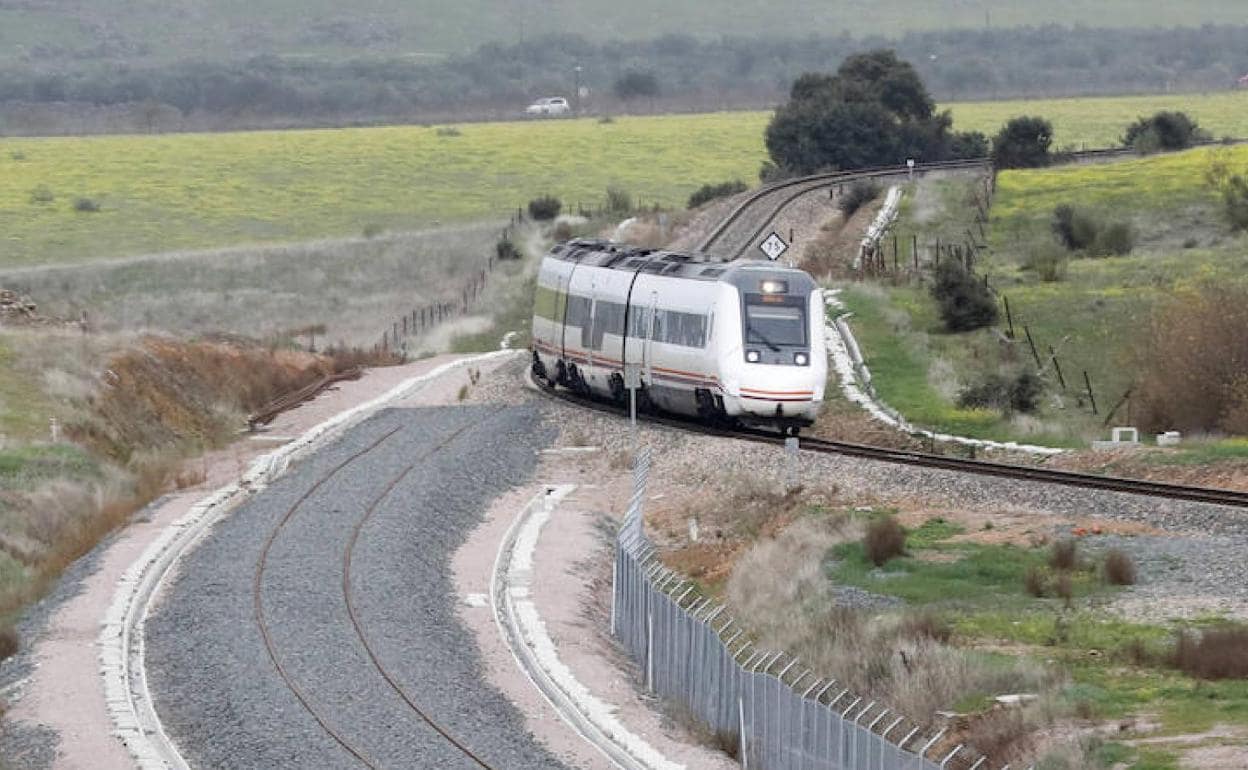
[697,158,988,260]
[253,411,506,770]
[536,382,1248,509]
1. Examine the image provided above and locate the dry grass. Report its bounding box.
[1054,572,1074,608]
[0,224,499,346]
[1049,539,1078,571]
[864,515,906,566]
[1171,628,1248,680]
[1023,565,1047,597]
[1102,549,1137,586]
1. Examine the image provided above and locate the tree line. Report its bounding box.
[1,25,1246,129]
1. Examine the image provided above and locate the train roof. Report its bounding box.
[547,238,814,285]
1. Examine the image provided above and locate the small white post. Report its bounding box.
[645,609,654,691]
[49,417,60,443]
[738,696,748,770]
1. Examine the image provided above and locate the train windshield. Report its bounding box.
[744,302,806,347]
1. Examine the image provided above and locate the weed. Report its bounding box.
[1049,539,1078,571]
[597,115,615,124]
[1021,243,1067,282]
[73,197,101,213]
[605,185,633,214]
[1055,573,1074,608]
[29,185,54,204]
[495,236,522,261]
[1170,628,1248,680]
[456,384,469,402]
[362,223,383,238]
[1024,565,1048,597]
[863,515,905,566]
[1102,549,1136,586]
[900,611,953,643]
[435,126,462,137]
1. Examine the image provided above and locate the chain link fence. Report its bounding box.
[612,448,1031,770]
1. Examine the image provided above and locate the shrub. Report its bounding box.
[687,180,747,209]
[1221,174,1248,231]
[1050,538,1077,571]
[1094,221,1134,256]
[29,185,54,204]
[1134,283,1248,433]
[931,260,998,333]
[1022,243,1067,282]
[1023,565,1047,597]
[527,194,562,221]
[1123,111,1205,153]
[1171,628,1248,680]
[950,130,990,159]
[0,626,17,661]
[1051,204,1098,251]
[863,515,906,566]
[73,197,101,213]
[758,161,790,184]
[992,116,1053,169]
[838,180,881,218]
[1055,572,1074,607]
[495,237,521,261]
[597,115,615,124]
[901,611,952,643]
[1103,549,1137,586]
[435,126,462,137]
[362,223,383,238]
[552,221,573,241]
[605,185,632,214]
[958,370,1044,415]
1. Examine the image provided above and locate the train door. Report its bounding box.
[643,291,658,386]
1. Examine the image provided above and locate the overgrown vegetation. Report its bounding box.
[526,195,562,221]
[687,180,747,209]
[957,370,1044,415]
[930,260,998,332]
[837,180,881,218]
[1171,628,1248,680]
[1123,111,1207,154]
[1051,204,1134,256]
[863,514,906,565]
[991,116,1053,169]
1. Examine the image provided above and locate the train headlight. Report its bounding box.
[746,350,761,363]
[760,280,787,294]
[794,352,809,366]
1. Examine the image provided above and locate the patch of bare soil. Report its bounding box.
[800,196,886,279]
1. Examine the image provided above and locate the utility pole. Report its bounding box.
[574,65,583,114]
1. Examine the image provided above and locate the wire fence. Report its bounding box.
[612,448,1030,770]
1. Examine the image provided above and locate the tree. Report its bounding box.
[613,71,659,100]
[992,116,1053,169]
[765,49,957,175]
[950,131,990,159]
[1123,111,1206,153]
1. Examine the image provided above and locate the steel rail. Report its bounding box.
[534,382,1248,509]
[254,414,507,770]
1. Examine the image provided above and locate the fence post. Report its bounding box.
[1084,371,1098,414]
[738,697,748,769]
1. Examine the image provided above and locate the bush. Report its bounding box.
[957,370,1044,414]
[1221,174,1248,231]
[1123,111,1205,153]
[527,194,562,221]
[838,180,881,218]
[495,237,521,261]
[1094,221,1135,256]
[863,515,906,566]
[1171,628,1248,680]
[73,196,101,213]
[1051,204,1098,251]
[950,130,990,159]
[613,71,660,100]
[605,185,632,214]
[901,611,953,643]
[1055,572,1074,607]
[1023,565,1047,597]
[1103,549,1137,586]
[362,223,384,239]
[1050,538,1077,571]
[931,260,998,333]
[435,126,462,137]
[1135,283,1248,433]
[29,185,54,204]
[991,116,1053,169]
[687,180,747,209]
[1022,243,1068,282]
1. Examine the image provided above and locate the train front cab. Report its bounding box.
[718,267,827,433]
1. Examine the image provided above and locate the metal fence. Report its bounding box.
[612,448,1025,770]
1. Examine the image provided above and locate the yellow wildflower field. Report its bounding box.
[3,91,1248,268]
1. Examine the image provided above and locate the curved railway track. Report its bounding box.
[253,412,506,770]
[697,159,988,260]
[535,375,1248,509]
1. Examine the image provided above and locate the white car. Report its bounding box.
[526,97,571,117]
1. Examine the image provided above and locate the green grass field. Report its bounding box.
[4,92,1248,269]
[2,1,1244,65]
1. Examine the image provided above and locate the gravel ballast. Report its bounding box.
[145,404,567,769]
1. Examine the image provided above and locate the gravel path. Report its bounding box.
[145,404,567,769]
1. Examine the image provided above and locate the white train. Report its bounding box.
[531,239,827,433]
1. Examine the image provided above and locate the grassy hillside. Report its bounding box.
[2,1,1246,67]
[842,143,1248,447]
[4,91,1248,268]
